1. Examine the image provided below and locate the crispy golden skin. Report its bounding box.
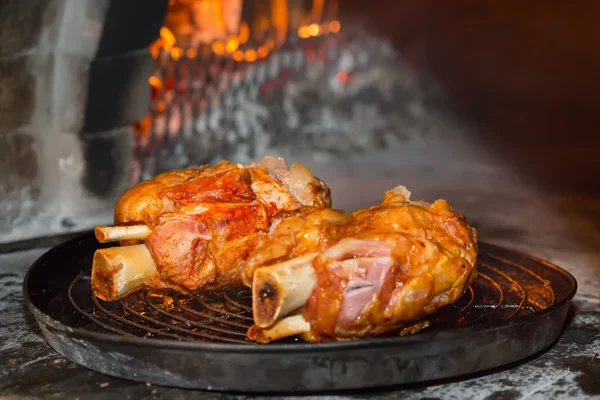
[105,157,331,294]
[246,186,478,342]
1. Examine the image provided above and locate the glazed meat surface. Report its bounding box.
[110,157,331,293]
[246,185,478,342]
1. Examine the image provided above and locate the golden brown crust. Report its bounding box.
[99,158,332,297]
[246,185,478,343]
[241,208,351,286]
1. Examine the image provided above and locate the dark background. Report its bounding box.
[342,0,600,194]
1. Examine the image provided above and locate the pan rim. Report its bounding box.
[23,231,578,353]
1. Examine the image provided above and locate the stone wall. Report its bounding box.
[0,0,166,243]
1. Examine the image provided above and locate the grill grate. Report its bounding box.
[26,235,577,391]
[65,250,553,345]
[69,276,255,344]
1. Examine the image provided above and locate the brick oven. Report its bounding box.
[2,2,600,397]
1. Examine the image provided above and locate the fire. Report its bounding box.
[232,50,244,61]
[170,46,183,61]
[298,26,310,39]
[148,75,162,90]
[257,46,269,59]
[329,20,341,33]
[211,41,225,55]
[238,22,250,44]
[225,37,239,53]
[136,0,344,169]
[186,48,197,58]
[145,1,342,101]
[150,1,340,61]
[244,49,257,62]
[160,26,176,51]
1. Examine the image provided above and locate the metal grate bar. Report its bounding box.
[67,251,555,344]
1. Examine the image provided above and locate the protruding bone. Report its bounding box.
[252,253,318,328]
[247,314,311,344]
[91,244,157,301]
[94,225,152,243]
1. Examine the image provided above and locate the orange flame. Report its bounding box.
[148,0,341,69]
[225,37,239,53]
[186,48,197,58]
[212,41,225,55]
[329,20,341,33]
[160,27,176,52]
[308,23,320,36]
[238,22,250,45]
[148,75,162,89]
[298,26,310,39]
[257,46,269,59]
[311,0,325,23]
[244,49,257,62]
[233,50,244,62]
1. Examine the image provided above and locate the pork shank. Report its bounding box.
[247,185,478,343]
[91,156,331,301]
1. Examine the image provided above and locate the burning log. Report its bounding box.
[252,253,318,328]
[247,314,311,344]
[91,244,157,301]
[94,225,152,243]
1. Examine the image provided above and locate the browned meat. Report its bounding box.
[241,208,352,287]
[91,156,331,300]
[246,185,478,343]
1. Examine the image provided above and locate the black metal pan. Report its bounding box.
[23,232,577,393]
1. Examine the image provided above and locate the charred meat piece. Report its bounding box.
[91,156,332,301]
[247,185,478,343]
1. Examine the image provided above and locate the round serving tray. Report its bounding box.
[24,232,577,393]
